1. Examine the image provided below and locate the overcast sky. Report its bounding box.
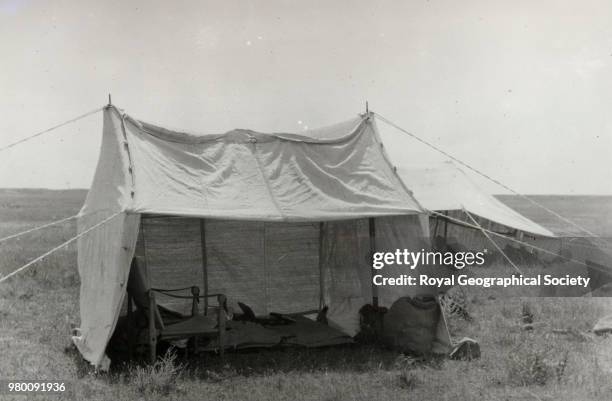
[1,0,611,194]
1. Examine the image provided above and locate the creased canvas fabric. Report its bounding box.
[397,162,554,237]
[123,110,421,220]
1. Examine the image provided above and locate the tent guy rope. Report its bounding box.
[373,111,609,244]
[463,208,523,274]
[0,214,79,244]
[429,210,599,271]
[0,106,103,153]
[0,212,121,284]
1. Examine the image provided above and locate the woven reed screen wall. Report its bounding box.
[134,217,320,315]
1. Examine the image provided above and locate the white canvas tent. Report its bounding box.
[397,161,554,237]
[74,105,446,367]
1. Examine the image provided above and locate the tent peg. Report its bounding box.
[366,101,369,114]
[108,94,112,106]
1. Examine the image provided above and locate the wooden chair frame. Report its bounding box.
[148,289,226,362]
[126,283,226,362]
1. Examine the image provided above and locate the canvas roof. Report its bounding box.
[81,106,423,221]
[396,161,554,237]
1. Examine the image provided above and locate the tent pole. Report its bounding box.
[318,222,325,310]
[200,219,208,314]
[141,218,156,361]
[443,211,449,249]
[433,216,440,238]
[141,219,151,289]
[369,217,378,307]
[127,292,133,360]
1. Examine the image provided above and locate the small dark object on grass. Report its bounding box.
[522,303,534,324]
[449,337,480,361]
[356,303,388,344]
[592,314,612,335]
[398,370,419,390]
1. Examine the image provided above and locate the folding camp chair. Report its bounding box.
[126,259,227,362]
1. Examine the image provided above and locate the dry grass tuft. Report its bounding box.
[507,347,553,386]
[130,349,185,397]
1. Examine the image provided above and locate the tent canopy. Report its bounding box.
[74,106,435,368]
[81,106,423,221]
[397,161,554,237]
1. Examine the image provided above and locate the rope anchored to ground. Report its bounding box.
[0,214,80,244]
[0,212,122,285]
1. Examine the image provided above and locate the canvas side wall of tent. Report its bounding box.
[74,106,448,367]
[395,162,612,296]
[396,162,554,239]
[396,162,556,260]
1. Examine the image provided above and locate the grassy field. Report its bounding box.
[497,195,612,237]
[1,189,612,400]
